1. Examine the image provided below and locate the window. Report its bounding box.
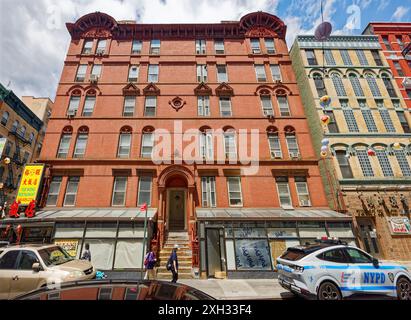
[29,132,34,144]
[335,150,353,178]
[375,149,394,177]
[82,40,93,54]
[277,96,291,116]
[216,65,228,83]
[201,177,216,207]
[91,64,102,78]
[112,176,127,206]
[382,36,391,50]
[345,248,372,263]
[224,130,236,159]
[276,176,292,208]
[366,75,381,97]
[270,64,281,81]
[150,39,160,54]
[318,249,347,263]
[197,96,210,116]
[227,177,243,206]
[131,40,142,54]
[57,133,72,158]
[393,61,404,76]
[147,64,159,83]
[340,50,352,66]
[264,38,275,54]
[250,38,261,54]
[356,149,374,177]
[82,96,96,116]
[63,176,80,206]
[313,73,327,97]
[19,126,26,138]
[371,50,383,66]
[96,39,107,54]
[11,120,18,132]
[342,106,359,132]
[144,96,157,116]
[199,131,213,159]
[219,97,232,117]
[123,96,135,117]
[355,49,368,66]
[196,64,207,82]
[397,111,411,133]
[394,149,411,176]
[117,132,131,158]
[1,111,9,126]
[359,100,377,132]
[331,74,346,96]
[397,36,404,50]
[46,176,62,206]
[214,39,225,54]
[141,133,154,158]
[22,151,30,164]
[349,74,364,96]
[382,74,397,97]
[0,251,19,269]
[254,65,267,82]
[295,176,311,206]
[137,176,152,206]
[285,133,299,157]
[407,90,411,99]
[195,39,206,54]
[268,133,282,158]
[73,133,88,158]
[75,65,87,82]
[67,96,80,116]
[128,65,139,82]
[17,251,39,270]
[377,102,395,132]
[324,50,336,65]
[324,110,339,133]
[261,95,274,116]
[305,49,317,65]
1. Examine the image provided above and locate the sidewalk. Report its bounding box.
[179,279,292,300]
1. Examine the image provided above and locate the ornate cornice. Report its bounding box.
[66,11,287,40]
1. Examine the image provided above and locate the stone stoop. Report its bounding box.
[156,232,193,279]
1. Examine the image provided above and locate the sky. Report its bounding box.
[0,0,410,100]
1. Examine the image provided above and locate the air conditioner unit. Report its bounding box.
[289,152,300,159]
[90,75,99,83]
[271,151,282,159]
[96,49,105,56]
[67,110,77,117]
[275,79,282,84]
[266,114,275,120]
[300,199,311,207]
[402,77,411,89]
[252,49,261,54]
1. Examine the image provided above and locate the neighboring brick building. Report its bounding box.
[1,12,353,278]
[290,35,411,260]
[0,83,44,202]
[363,23,411,109]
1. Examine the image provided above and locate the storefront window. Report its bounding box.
[85,222,117,238]
[225,239,236,270]
[84,239,115,270]
[267,221,298,238]
[235,239,272,270]
[114,239,142,269]
[298,221,327,239]
[54,222,84,238]
[117,223,144,238]
[21,227,53,243]
[327,222,355,238]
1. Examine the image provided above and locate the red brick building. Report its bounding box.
[363,23,411,109]
[1,12,353,278]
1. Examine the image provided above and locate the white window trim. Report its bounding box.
[137,176,152,206]
[227,177,243,207]
[276,181,293,209]
[112,176,128,206]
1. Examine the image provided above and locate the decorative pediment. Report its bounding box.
[240,12,287,39]
[122,83,140,96]
[194,82,212,96]
[245,27,278,38]
[66,85,84,96]
[273,84,292,96]
[82,28,112,39]
[66,12,118,40]
[143,83,160,96]
[255,85,272,95]
[84,85,101,96]
[215,83,234,97]
[169,97,186,112]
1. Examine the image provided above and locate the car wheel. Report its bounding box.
[317,281,342,300]
[396,277,411,300]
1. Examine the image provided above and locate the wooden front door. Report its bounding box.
[168,189,186,231]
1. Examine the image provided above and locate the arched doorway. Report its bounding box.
[166,176,187,231]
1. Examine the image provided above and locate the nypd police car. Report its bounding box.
[276,238,411,300]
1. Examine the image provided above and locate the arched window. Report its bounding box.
[331,73,346,96]
[374,146,394,177]
[57,126,73,158]
[355,147,374,177]
[29,132,35,144]
[73,126,89,158]
[381,73,397,98]
[19,126,26,138]
[334,148,353,178]
[284,126,299,158]
[118,126,132,158]
[1,111,9,126]
[141,126,154,159]
[267,126,281,158]
[11,120,19,133]
[260,94,274,116]
[348,73,364,96]
[199,126,213,160]
[313,73,327,97]
[82,93,96,116]
[365,74,381,97]
[223,127,236,159]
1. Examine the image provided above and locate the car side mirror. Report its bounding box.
[32,262,42,272]
[372,258,379,268]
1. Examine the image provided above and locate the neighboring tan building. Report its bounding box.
[0,83,43,202]
[363,23,411,109]
[290,35,411,260]
[1,12,353,279]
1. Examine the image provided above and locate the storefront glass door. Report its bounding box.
[206,228,224,278]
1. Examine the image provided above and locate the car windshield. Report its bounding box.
[38,246,74,266]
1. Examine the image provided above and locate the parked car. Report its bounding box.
[14,280,215,300]
[276,237,411,300]
[0,244,96,300]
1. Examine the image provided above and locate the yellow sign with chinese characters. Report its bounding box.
[54,239,79,257]
[16,164,45,205]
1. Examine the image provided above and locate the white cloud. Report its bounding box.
[377,0,389,11]
[392,6,410,21]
